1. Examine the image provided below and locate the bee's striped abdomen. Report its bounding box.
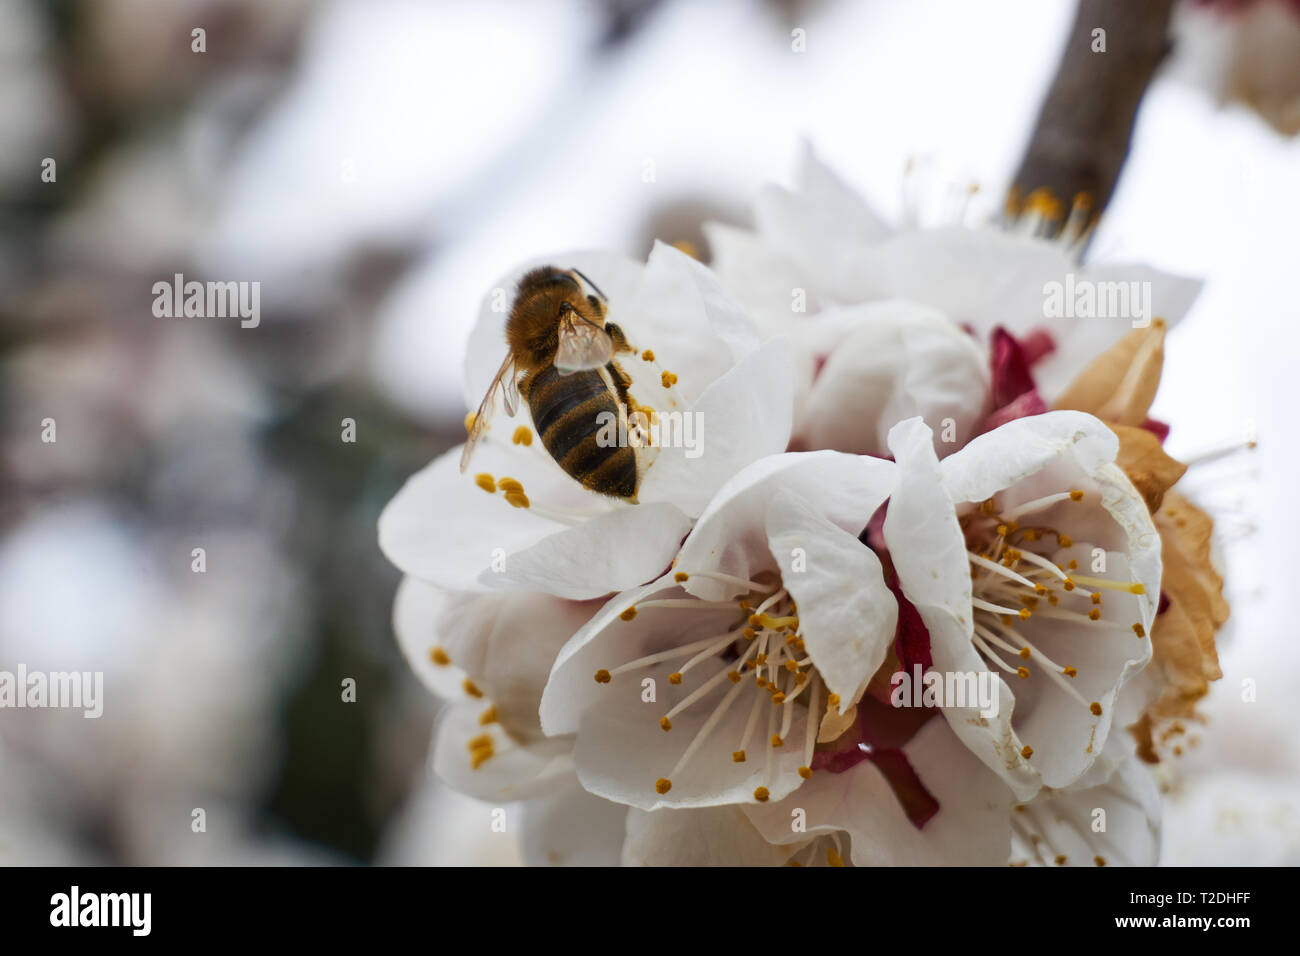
[527,364,637,500]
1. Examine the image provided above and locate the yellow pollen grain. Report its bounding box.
[429,647,451,666]
[770,734,784,747]
[463,679,483,698]
[1017,667,1030,679]
[1021,745,1034,759]
[511,426,533,446]
[594,669,612,684]
[1090,702,1103,716]
[478,705,497,725]
[674,571,689,582]
[733,750,746,763]
[504,491,530,509]
[659,716,672,732]
[754,787,770,802]
[474,473,497,494]
[655,778,672,794]
[620,607,638,621]
[1132,623,1146,638]
[1069,490,1084,502]
[1064,666,1078,677]
[661,371,678,388]
[641,349,655,362]
[798,766,813,779]
[668,672,683,685]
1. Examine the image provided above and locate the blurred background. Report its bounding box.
[0,0,1296,865]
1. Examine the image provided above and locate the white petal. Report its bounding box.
[431,699,574,802]
[884,417,1041,799]
[674,451,895,602]
[637,338,796,517]
[1010,754,1160,866]
[795,301,989,457]
[378,439,605,592]
[766,489,896,705]
[623,805,793,866]
[485,501,693,600]
[744,716,1012,865]
[392,576,464,700]
[518,776,629,866]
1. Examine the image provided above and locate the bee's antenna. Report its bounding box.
[571,268,608,302]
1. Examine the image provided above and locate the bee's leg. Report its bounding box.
[607,360,651,447]
[604,322,635,354]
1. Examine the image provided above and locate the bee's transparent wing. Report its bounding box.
[459,353,517,473]
[555,311,613,374]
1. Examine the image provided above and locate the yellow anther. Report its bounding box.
[474,473,497,494]
[620,607,638,621]
[511,426,533,446]
[1016,667,1030,679]
[728,671,741,684]
[1094,856,1107,867]
[641,349,656,362]
[655,778,672,794]
[1064,666,1078,677]
[1088,608,1101,621]
[1018,647,1031,660]
[1089,702,1103,716]
[753,787,770,802]
[1063,579,1075,591]
[1055,855,1067,865]
[732,750,746,763]
[795,672,807,685]
[996,524,1009,537]
[1091,592,1102,605]
[504,491,530,509]
[798,766,813,779]
[470,746,494,770]
[748,614,762,627]
[594,669,612,684]
[1067,559,1078,570]
[661,371,678,388]
[1069,490,1084,502]
[497,477,524,494]
[674,571,689,582]
[1018,608,1032,620]
[1021,745,1034,759]
[659,716,672,732]
[464,412,477,434]
[742,627,756,640]
[1058,534,1073,547]
[784,660,799,672]
[463,679,483,698]
[827,693,841,708]
[668,673,682,685]
[478,705,497,725]
[770,734,784,747]
[827,849,845,867]
[772,692,786,705]
[467,734,492,753]
[1132,623,1146,638]
[756,653,767,665]
[1034,584,1047,595]
[429,647,451,666]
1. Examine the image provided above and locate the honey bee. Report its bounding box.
[459,266,644,500]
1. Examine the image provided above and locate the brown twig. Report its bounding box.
[1008,0,1178,239]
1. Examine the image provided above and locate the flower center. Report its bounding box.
[592,569,834,803]
[961,491,1148,757]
